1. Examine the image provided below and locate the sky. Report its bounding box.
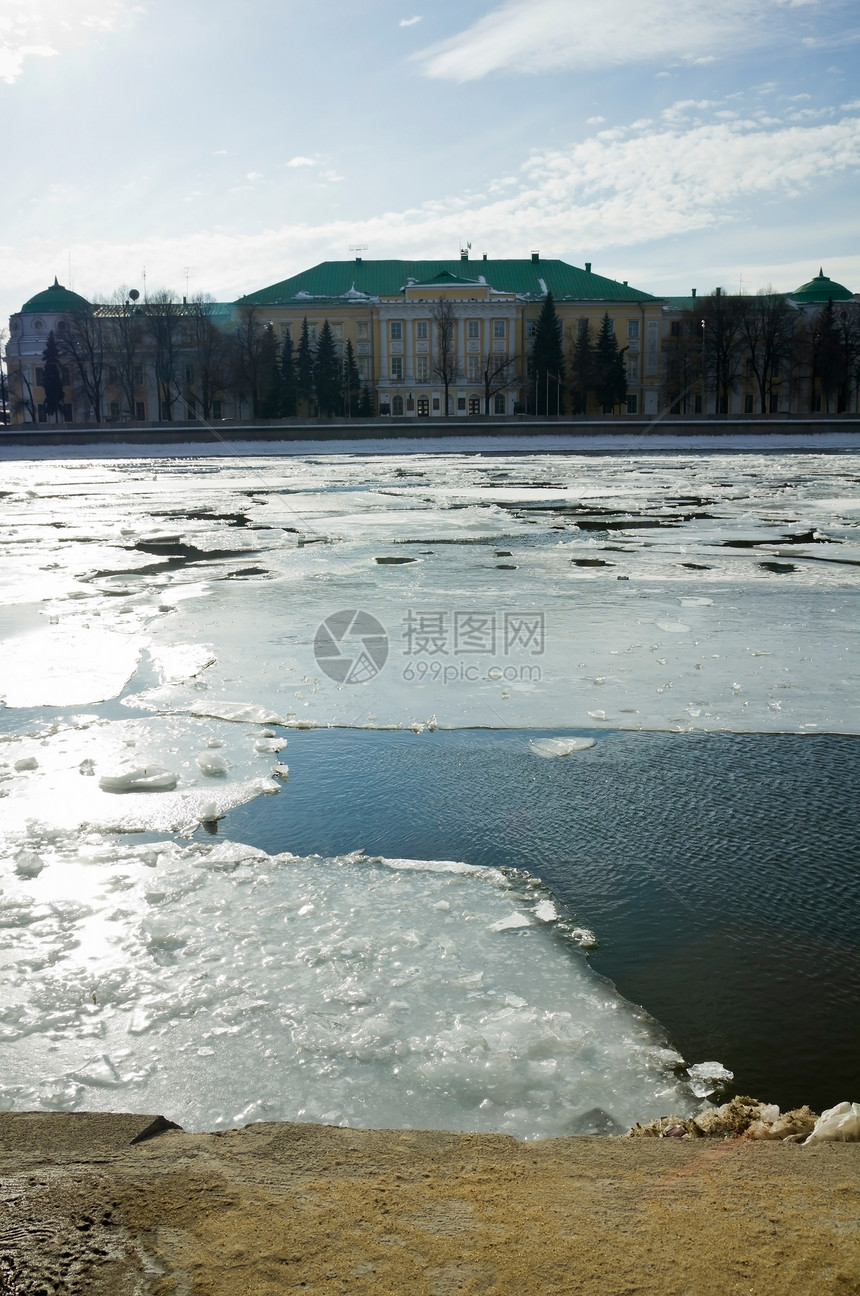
[2,0,859,326]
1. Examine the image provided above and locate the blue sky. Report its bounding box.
[2,0,859,324]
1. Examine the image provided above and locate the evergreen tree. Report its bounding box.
[812,298,845,413]
[531,292,565,415]
[569,318,593,414]
[296,318,315,412]
[257,323,280,418]
[593,313,627,412]
[42,330,65,420]
[342,339,361,416]
[279,330,298,417]
[314,320,341,417]
[358,384,374,417]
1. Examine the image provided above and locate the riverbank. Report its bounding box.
[2,1111,858,1295]
[0,415,858,454]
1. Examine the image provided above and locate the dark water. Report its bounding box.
[219,728,860,1114]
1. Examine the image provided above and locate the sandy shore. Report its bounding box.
[1,1112,858,1294]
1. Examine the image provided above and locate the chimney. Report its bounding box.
[584,262,591,273]
[482,253,487,261]
[461,250,468,262]
[715,286,722,297]
[531,251,540,263]
[355,256,362,265]
[691,288,697,299]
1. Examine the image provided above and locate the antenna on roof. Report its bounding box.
[349,244,368,252]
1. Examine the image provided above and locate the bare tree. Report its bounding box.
[103,288,144,419]
[57,304,107,422]
[1,329,14,424]
[738,290,799,414]
[481,349,519,414]
[145,290,184,421]
[701,290,745,414]
[234,305,269,418]
[431,298,458,417]
[188,295,231,419]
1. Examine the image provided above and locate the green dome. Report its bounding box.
[790,268,853,303]
[20,277,91,315]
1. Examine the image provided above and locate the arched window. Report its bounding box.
[392,394,404,416]
[493,393,506,414]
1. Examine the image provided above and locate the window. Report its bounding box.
[185,364,194,384]
[391,356,403,380]
[432,397,440,411]
[390,321,402,340]
[626,394,638,414]
[744,359,753,379]
[466,356,481,382]
[392,394,404,415]
[457,396,466,411]
[35,367,45,387]
[356,321,369,340]
[415,355,430,381]
[467,321,480,339]
[694,394,703,413]
[772,359,781,379]
[109,401,120,419]
[160,400,171,420]
[646,321,659,376]
[135,401,146,420]
[61,366,70,385]
[670,321,681,338]
[626,352,639,380]
[493,393,506,414]
[526,320,537,338]
[605,318,615,335]
[469,396,480,414]
[417,397,429,416]
[280,323,292,341]
[493,321,506,338]
[416,321,428,340]
[811,393,822,412]
[308,324,318,343]
[212,400,222,419]
[108,366,118,384]
[744,394,754,413]
[37,403,47,422]
[627,320,639,340]
[770,393,779,413]
[133,364,144,386]
[358,357,370,380]
[63,404,73,422]
[330,323,343,340]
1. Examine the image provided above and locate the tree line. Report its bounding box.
[527,293,628,416]
[15,292,378,423]
[665,289,860,415]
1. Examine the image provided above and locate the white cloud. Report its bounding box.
[8,106,856,320]
[246,172,264,182]
[399,16,422,27]
[414,0,830,80]
[0,1,135,83]
[288,156,317,168]
[586,116,605,125]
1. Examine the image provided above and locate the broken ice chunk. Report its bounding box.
[98,766,179,793]
[686,1061,734,1098]
[15,851,45,878]
[529,737,595,758]
[189,702,287,725]
[488,913,531,933]
[14,757,38,772]
[196,752,228,776]
[255,737,287,753]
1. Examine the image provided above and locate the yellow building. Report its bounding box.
[237,252,665,418]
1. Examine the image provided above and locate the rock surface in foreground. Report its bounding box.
[1,1111,859,1295]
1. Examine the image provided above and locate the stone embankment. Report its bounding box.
[1,1110,858,1295]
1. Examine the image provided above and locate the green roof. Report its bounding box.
[21,277,91,315]
[790,269,853,303]
[238,259,657,306]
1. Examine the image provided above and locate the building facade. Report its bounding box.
[4,259,858,425]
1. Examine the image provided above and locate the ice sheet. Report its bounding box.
[0,830,696,1138]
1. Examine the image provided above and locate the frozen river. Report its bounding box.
[1,440,858,1133]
